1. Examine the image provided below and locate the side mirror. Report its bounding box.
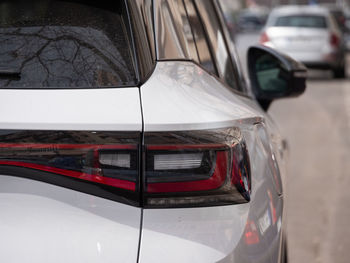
[248,45,307,111]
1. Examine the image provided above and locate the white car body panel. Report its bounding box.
[0,176,141,263]
[0,1,291,263]
[0,88,142,131]
[0,87,144,263]
[139,205,249,263]
[141,61,262,132]
[0,61,286,263]
[139,61,284,263]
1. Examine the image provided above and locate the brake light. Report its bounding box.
[144,128,251,208]
[330,33,340,47]
[0,144,136,189]
[260,31,269,45]
[0,131,140,205]
[0,129,251,208]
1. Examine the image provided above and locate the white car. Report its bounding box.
[261,5,346,78]
[0,0,306,263]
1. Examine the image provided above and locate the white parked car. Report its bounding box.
[261,5,346,78]
[0,0,306,263]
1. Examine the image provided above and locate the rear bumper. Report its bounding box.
[302,62,333,70]
[0,176,142,263]
[291,52,341,67]
[275,48,344,69]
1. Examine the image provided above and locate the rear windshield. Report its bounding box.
[0,0,136,89]
[275,15,327,28]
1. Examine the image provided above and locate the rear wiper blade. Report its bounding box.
[0,67,21,80]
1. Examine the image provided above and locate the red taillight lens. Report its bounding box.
[0,129,251,208]
[330,33,340,47]
[144,128,251,208]
[260,31,269,45]
[0,131,140,205]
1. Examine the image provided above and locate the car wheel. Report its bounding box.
[333,64,346,79]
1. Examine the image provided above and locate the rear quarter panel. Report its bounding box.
[139,61,284,263]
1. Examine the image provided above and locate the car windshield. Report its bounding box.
[275,15,327,28]
[0,0,136,89]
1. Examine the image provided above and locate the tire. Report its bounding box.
[333,63,346,79]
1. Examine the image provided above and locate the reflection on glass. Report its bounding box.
[255,53,287,93]
[183,0,217,75]
[195,0,240,91]
[0,1,136,88]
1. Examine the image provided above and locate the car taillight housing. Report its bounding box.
[144,128,251,208]
[330,32,340,47]
[0,128,251,208]
[260,31,269,45]
[0,131,140,206]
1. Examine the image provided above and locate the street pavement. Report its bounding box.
[269,69,350,263]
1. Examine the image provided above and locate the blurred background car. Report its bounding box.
[321,3,350,51]
[237,7,269,32]
[260,5,347,78]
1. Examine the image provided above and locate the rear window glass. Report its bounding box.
[0,0,136,89]
[275,15,327,28]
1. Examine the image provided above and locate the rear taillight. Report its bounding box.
[330,33,340,47]
[260,31,269,45]
[143,128,251,208]
[0,131,140,206]
[0,128,251,208]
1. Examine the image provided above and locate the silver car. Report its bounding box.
[0,0,306,262]
[261,5,346,78]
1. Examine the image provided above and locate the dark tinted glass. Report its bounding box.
[194,0,239,91]
[275,15,327,28]
[184,0,217,75]
[255,53,287,94]
[0,0,136,88]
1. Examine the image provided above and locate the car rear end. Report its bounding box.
[0,0,285,263]
[0,0,144,262]
[261,6,344,70]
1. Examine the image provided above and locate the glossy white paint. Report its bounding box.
[0,2,289,263]
[0,88,142,131]
[139,61,284,263]
[140,205,249,263]
[0,61,286,263]
[141,61,263,132]
[0,176,141,263]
